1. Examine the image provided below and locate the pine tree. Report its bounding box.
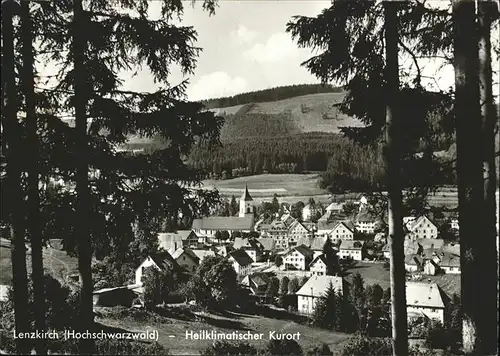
[1,1,30,352]
[229,195,238,216]
[322,237,339,275]
[20,2,46,353]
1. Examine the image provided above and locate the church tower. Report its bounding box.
[239,184,254,218]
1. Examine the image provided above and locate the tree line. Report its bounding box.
[199,83,345,109]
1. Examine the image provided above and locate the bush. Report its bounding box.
[306,343,333,356]
[264,339,303,356]
[341,335,392,356]
[201,341,257,356]
[424,320,449,350]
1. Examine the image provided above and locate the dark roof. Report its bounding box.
[297,236,327,251]
[340,240,364,250]
[249,273,270,287]
[405,254,423,266]
[241,184,253,201]
[169,247,200,263]
[191,216,254,230]
[286,244,313,257]
[176,230,197,240]
[149,251,181,271]
[229,249,253,267]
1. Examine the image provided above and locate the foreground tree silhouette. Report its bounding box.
[1,1,30,353]
[20,1,46,354]
[383,1,408,355]
[453,0,497,353]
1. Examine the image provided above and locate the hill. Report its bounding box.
[214,92,364,139]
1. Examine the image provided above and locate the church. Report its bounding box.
[191,185,255,238]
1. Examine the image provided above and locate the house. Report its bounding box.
[241,272,270,297]
[433,251,461,274]
[157,232,184,252]
[338,240,364,261]
[325,202,344,213]
[302,203,320,221]
[354,211,379,234]
[191,248,216,262]
[309,255,328,276]
[296,275,344,315]
[382,244,391,259]
[450,218,459,231]
[135,252,180,286]
[327,221,355,242]
[282,214,297,228]
[288,220,312,246]
[233,238,263,262]
[268,220,289,250]
[282,245,314,271]
[403,216,417,230]
[316,221,337,239]
[317,210,333,225]
[191,216,254,238]
[176,230,200,247]
[423,259,438,276]
[405,254,424,272]
[406,282,445,324]
[168,247,199,273]
[297,236,329,260]
[405,215,439,240]
[228,249,253,276]
[216,245,234,258]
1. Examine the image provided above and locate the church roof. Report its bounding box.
[241,184,253,201]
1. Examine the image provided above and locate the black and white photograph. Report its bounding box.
[0,0,499,355]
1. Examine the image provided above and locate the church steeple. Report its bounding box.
[241,183,253,202]
[239,184,254,217]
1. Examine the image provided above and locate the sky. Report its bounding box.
[39,1,498,102]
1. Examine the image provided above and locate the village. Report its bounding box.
[89,184,476,329]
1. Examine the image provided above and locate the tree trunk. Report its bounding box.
[20,2,47,354]
[1,1,31,353]
[73,0,94,352]
[383,2,408,356]
[477,1,499,354]
[452,0,487,354]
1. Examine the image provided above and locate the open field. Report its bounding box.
[202,173,327,199]
[211,92,364,134]
[99,307,350,355]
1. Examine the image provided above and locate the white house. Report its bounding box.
[268,220,289,250]
[403,216,417,230]
[135,252,180,286]
[327,221,355,242]
[309,255,328,276]
[450,218,459,231]
[288,220,312,246]
[405,215,439,240]
[325,202,344,213]
[157,233,184,252]
[282,245,314,271]
[296,275,344,315]
[354,211,378,234]
[433,252,461,274]
[191,216,254,238]
[302,204,321,221]
[338,240,364,261]
[228,249,253,276]
[406,282,445,324]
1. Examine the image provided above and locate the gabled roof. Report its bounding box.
[191,216,254,231]
[176,230,197,240]
[257,237,275,251]
[216,245,234,255]
[249,272,270,287]
[406,282,444,308]
[331,221,356,233]
[191,249,216,261]
[147,251,181,272]
[296,275,344,297]
[405,254,423,266]
[228,249,253,267]
[436,252,460,268]
[233,238,261,250]
[309,254,328,267]
[416,238,444,250]
[296,236,327,251]
[282,215,297,227]
[241,184,253,201]
[169,247,199,263]
[340,240,364,250]
[355,211,376,223]
[288,220,310,233]
[285,244,313,258]
[326,202,344,212]
[408,215,437,232]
